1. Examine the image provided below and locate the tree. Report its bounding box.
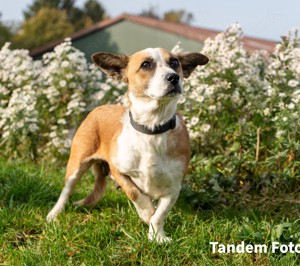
[23,0,106,30]
[84,0,106,23]
[163,10,194,24]
[12,8,74,50]
[24,0,74,19]
[11,0,107,50]
[0,13,13,47]
[139,5,160,20]
[140,7,194,25]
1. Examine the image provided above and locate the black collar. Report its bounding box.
[129,112,176,135]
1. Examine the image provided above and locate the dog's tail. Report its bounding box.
[73,161,109,207]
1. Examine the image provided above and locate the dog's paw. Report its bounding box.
[46,211,58,222]
[148,232,172,244]
[156,235,172,244]
[73,199,85,207]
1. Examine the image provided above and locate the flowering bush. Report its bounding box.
[262,29,300,178]
[0,39,125,160]
[39,39,102,157]
[0,28,299,188]
[0,43,41,159]
[180,25,300,190]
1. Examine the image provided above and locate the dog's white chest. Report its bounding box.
[114,126,184,199]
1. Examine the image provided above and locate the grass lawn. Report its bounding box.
[0,160,299,266]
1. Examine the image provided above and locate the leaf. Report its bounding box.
[272,224,284,241]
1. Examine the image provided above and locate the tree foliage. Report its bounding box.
[0,13,12,47]
[163,10,194,24]
[12,0,107,49]
[140,7,194,25]
[23,0,106,30]
[139,6,160,20]
[84,0,106,23]
[12,8,74,50]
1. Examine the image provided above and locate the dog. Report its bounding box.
[46,48,209,242]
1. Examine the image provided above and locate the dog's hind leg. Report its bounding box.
[46,160,92,222]
[73,161,108,207]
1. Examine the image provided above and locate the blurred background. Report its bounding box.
[0,0,299,60]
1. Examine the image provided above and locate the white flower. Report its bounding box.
[266,87,275,96]
[278,102,284,109]
[66,73,74,79]
[263,108,271,116]
[288,79,299,88]
[197,95,205,102]
[205,86,215,96]
[61,61,69,68]
[208,105,217,111]
[2,131,10,138]
[29,123,39,132]
[276,130,284,138]
[58,118,67,125]
[190,117,199,126]
[59,80,67,87]
[232,90,240,103]
[287,103,295,109]
[49,132,57,138]
[200,124,211,132]
[16,121,24,128]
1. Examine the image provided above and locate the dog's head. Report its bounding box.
[92,48,208,100]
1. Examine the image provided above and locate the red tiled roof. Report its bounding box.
[30,14,276,57]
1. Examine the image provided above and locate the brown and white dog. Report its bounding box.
[46,48,209,242]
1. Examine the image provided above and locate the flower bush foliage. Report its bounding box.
[0,43,41,159]
[0,26,300,186]
[0,39,126,160]
[180,25,300,189]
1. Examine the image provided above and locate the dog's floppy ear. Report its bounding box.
[177,53,209,78]
[92,52,129,82]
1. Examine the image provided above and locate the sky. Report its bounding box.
[1,0,299,41]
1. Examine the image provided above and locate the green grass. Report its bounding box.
[0,160,299,266]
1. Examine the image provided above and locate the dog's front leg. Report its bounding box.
[148,190,180,243]
[110,167,155,225]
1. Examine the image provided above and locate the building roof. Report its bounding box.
[30,13,276,57]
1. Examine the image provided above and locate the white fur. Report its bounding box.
[113,111,184,242]
[115,112,183,198]
[128,92,179,130]
[46,170,80,221]
[143,48,183,99]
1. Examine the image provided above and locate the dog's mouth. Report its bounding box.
[145,84,182,100]
[164,85,182,97]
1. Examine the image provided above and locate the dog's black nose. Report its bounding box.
[166,73,179,85]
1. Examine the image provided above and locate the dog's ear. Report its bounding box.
[177,53,209,78]
[92,52,129,82]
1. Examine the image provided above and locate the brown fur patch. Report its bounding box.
[125,51,156,97]
[92,52,129,82]
[177,53,209,78]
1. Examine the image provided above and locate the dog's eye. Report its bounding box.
[170,58,179,69]
[141,61,152,70]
